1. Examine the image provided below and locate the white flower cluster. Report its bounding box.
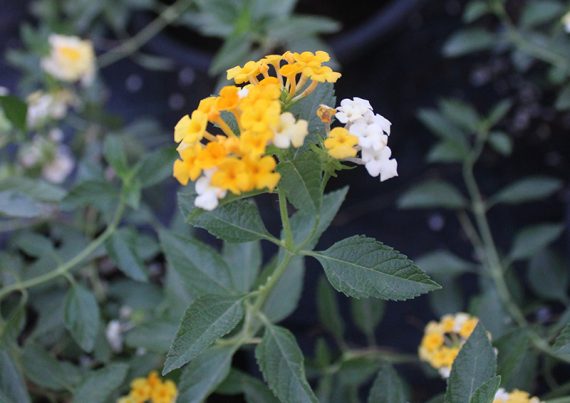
[194,169,227,211]
[19,129,74,183]
[27,90,74,129]
[335,97,398,182]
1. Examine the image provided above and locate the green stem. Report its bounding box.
[0,200,126,301]
[278,188,294,250]
[97,0,193,68]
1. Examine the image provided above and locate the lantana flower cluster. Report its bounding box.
[117,371,177,403]
[418,312,479,378]
[41,34,95,85]
[493,388,542,403]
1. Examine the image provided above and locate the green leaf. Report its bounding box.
[417,109,468,146]
[103,135,129,178]
[429,278,464,316]
[64,284,100,352]
[277,152,322,213]
[492,176,561,205]
[0,349,30,403]
[268,16,340,41]
[463,2,490,22]
[0,178,66,203]
[0,190,48,218]
[72,363,128,403]
[62,180,118,212]
[488,131,512,156]
[160,231,234,297]
[367,363,407,403]
[255,324,318,403]
[509,223,564,260]
[311,235,440,300]
[398,180,466,209]
[125,321,178,353]
[555,84,570,111]
[495,330,529,387]
[416,250,473,277]
[469,376,501,403]
[22,344,77,391]
[440,99,480,132]
[178,345,236,403]
[486,100,512,127]
[351,298,384,340]
[263,256,305,322]
[443,29,495,57]
[553,324,570,361]
[243,374,281,403]
[137,146,177,188]
[427,141,468,163]
[317,276,344,341]
[222,241,262,293]
[528,250,568,302]
[106,228,148,282]
[520,1,564,28]
[445,323,497,403]
[0,95,27,131]
[184,195,273,243]
[163,294,244,374]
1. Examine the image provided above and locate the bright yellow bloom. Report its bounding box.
[117,371,177,403]
[240,130,272,157]
[196,141,229,169]
[324,127,359,159]
[211,158,250,194]
[41,34,95,84]
[197,97,220,120]
[175,110,208,144]
[244,156,281,192]
[217,86,240,111]
[227,61,261,84]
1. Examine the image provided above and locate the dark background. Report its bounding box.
[2,0,569,400]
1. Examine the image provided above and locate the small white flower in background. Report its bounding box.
[0,87,8,96]
[563,11,570,33]
[105,320,123,353]
[273,112,309,149]
[195,169,227,211]
[335,97,398,182]
[42,144,74,183]
[41,34,96,85]
[19,136,44,168]
[335,97,373,124]
[27,90,74,129]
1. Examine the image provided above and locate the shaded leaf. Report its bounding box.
[492,177,561,205]
[367,363,407,403]
[443,29,495,57]
[64,284,100,352]
[72,364,128,403]
[277,152,322,213]
[509,224,564,260]
[398,180,466,210]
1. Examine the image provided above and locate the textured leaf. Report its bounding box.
[277,152,322,213]
[263,256,305,322]
[398,180,466,209]
[137,146,177,188]
[469,376,501,403]
[317,276,344,341]
[443,29,495,57]
[528,250,568,302]
[223,241,262,293]
[445,323,496,403]
[64,284,100,352]
[367,364,407,403]
[0,350,30,403]
[22,344,77,391]
[106,228,147,282]
[178,345,235,403]
[416,250,473,277]
[312,235,440,300]
[72,364,128,403]
[163,295,244,374]
[553,324,570,360]
[492,177,561,205]
[255,324,318,403]
[351,298,384,339]
[160,231,234,297]
[509,224,564,260]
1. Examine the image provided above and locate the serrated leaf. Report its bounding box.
[0,350,30,403]
[351,298,384,340]
[445,323,497,403]
[64,284,100,352]
[242,373,281,403]
[443,29,495,57]
[106,228,147,282]
[553,324,570,360]
[160,231,234,297]
[177,345,236,403]
[509,223,564,260]
[311,235,440,300]
[416,250,473,277]
[255,324,318,403]
[222,241,262,292]
[163,294,244,374]
[0,95,27,131]
[492,177,561,205]
[277,152,322,213]
[528,250,568,302]
[72,363,128,403]
[469,376,501,403]
[398,180,466,209]
[488,132,512,156]
[367,363,407,403]
[317,276,344,341]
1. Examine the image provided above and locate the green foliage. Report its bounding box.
[398,180,466,209]
[491,177,562,205]
[367,364,408,403]
[71,363,128,403]
[0,95,27,132]
[63,284,101,352]
[277,152,322,213]
[509,223,564,261]
[443,29,495,57]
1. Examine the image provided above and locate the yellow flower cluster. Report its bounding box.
[324,127,359,159]
[418,313,479,378]
[494,388,542,403]
[117,371,177,403]
[173,51,341,210]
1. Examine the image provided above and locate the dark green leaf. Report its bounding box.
[418,109,468,146]
[277,152,322,213]
[223,241,262,292]
[106,228,147,282]
[125,321,178,353]
[312,235,440,300]
[463,2,490,23]
[269,16,340,40]
[22,344,77,391]
[429,278,464,316]
[137,146,177,188]
[62,180,118,212]
[0,95,27,131]
[443,29,495,57]
[350,298,384,340]
[367,363,407,403]
[0,349,30,403]
[495,330,529,387]
[163,294,244,374]
[553,324,570,361]
[0,191,47,218]
[416,250,473,277]
[263,256,305,322]
[398,180,466,209]
[528,250,568,302]
[103,135,128,178]
[492,177,561,205]
[255,324,318,403]
[469,376,501,403]
[317,276,344,341]
[64,284,100,352]
[520,1,564,28]
[486,100,512,127]
[555,84,570,110]
[427,141,468,163]
[72,363,128,403]
[488,131,512,156]
[509,224,564,260]
[440,99,480,132]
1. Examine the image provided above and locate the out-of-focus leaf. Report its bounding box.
[398,180,466,210]
[64,284,100,352]
[72,364,128,403]
[528,250,568,302]
[509,224,564,260]
[443,29,495,57]
[520,1,564,28]
[488,131,512,156]
[492,177,561,205]
[0,95,27,131]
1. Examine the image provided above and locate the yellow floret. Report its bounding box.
[324,127,359,159]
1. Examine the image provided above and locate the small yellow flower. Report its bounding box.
[41,34,95,84]
[227,60,261,84]
[211,158,250,194]
[243,156,280,192]
[217,86,240,111]
[117,371,177,403]
[175,110,208,145]
[324,127,359,159]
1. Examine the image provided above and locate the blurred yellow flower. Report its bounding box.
[117,371,177,403]
[41,34,95,85]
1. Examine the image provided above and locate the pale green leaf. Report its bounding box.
[351,298,384,340]
[398,180,466,209]
[223,241,262,293]
[137,147,177,188]
[416,250,473,277]
[443,29,495,57]
[22,344,78,391]
[64,284,100,352]
[492,177,561,205]
[469,376,501,403]
[509,224,564,260]
[163,294,244,374]
[125,321,178,353]
[440,99,480,132]
[463,2,490,22]
[312,235,440,300]
[367,363,407,403]
[255,324,318,403]
[520,1,564,28]
[488,132,512,156]
[263,256,305,322]
[103,135,128,177]
[553,324,570,361]
[106,228,148,282]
